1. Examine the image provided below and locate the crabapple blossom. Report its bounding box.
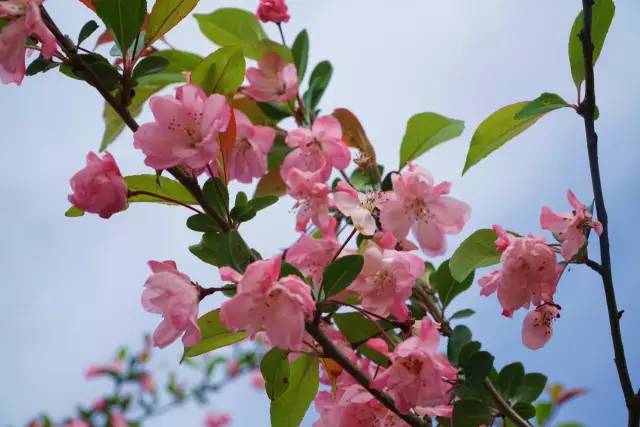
[371,318,457,414]
[68,152,127,219]
[0,0,56,85]
[314,386,405,427]
[540,189,603,260]
[133,84,230,171]
[219,257,315,350]
[244,52,298,103]
[334,182,389,236]
[250,369,266,389]
[522,303,561,350]
[141,260,201,349]
[84,360,123,379]
[65,420,89,427]
[204,413,232,427]
[379,164,470,256]
[227,110,275,183]
[350,243,424,321]
[285,232,339,285]
[226,358,240,377]
[256,0,289,24]
[478,225,560,316]
[110,413,129,427]
[281,115,350,182]
[285,168,335,233]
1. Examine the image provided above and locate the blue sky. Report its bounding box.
[1,1,639,426]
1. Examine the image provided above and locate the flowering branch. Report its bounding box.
[578,1,639,424]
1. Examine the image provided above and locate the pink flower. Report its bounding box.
[285,168,336,234]
[250,369,266,389]
[110,413,129,427]
[68,152,128,219]
[204,413,232,427]
[140,371,155,392]
[350,244,424,321]
[540,190,603,260]
[285,233,339,285]
[227,110,275,183]
[141,260,201,349]
[334,182,389,236]
[522,303,561,350]
[371,318,457,414]
[281,115,351,182]
[379,164,470,256]
[256,0,289,24]
[479,225,560,316]
[65,420,89,427]
[134,84,230,171]
[244,52,298,103]
[0,0,56,85]
[84,361,123,379]
[314,386,406,427]
[220,257,315,350]
[91,397,107,412]
[226,358,241,377]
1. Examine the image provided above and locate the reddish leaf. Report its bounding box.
[80,0,96,11]
[219,108,237,185]
[254,169,286,198]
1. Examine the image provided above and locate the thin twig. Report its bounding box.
[484,378,532,427]
[128,190,203,214]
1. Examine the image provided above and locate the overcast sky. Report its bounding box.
[1,1,639,426]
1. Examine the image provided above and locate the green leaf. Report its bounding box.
[155,49,204,72]
[463,102,543,174]
[100,85,158,150]
[399,112,465,168]
[497,362,525,399]
[78,20,99,45]
[450,228,501,282]
[93,0,147,52]
[146,0,200,44]
[514,93,568,119]
[194,8,268,59]
[457,340,482,369]
[513,401,536,419]
[447,325,472,366]
[189,232,232,267]
[65,206,85,217]
[186,213,220,233]
[465,351,494,387]
[568,0,615,89]
[258,102,292,124]
[249,195,279,212]
[535,402,554,425]
[556,423,586,427]
[202,178,230,219]
[450,308,476,321]
[132,56,169,79]
[183,309,247,359]
[303,61,333,111]
[270,354,319,427]
[125,175,197,205]
[191,47,246,96]
[227,230,254,272]
[291,29,309,81]
[334,312,391,344]
[321,254,364,298]
[280,262,305,280]
[261,348,290,400]
[431,260,475,310]
[452,399,493,427]
[514,373,547,403]
[26,56,58,76]
[255,169,287,198]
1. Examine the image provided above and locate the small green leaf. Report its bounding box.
[291,29,309,81]
[457,340,482,369]
[26,56,58,76]
[321,254,364,298]
[146,0,200,44]
[194,8,268,59]
[202,178,229,219]
[93,0,146,52]
[465,351,494,386]
[513,401,536,419]
[515,93,568,119]
[280,262,305,280]
[399,112,464,168]
[568,0,615,89]
[261,348,290,400]
[258,102,292,124]
[450,228,501,282]
[78,20,99,45]
[255,169,287,198]
[183,309,247,359]
[249,195,278,211]
[497,362,525,399]
[191,47,246,96]
[303,61,333,111]
[125,175,197,205]
[450,308,476,321]
[463,102,544,174]
[65,206,85,217]
[133,56,170,79]
[452,399,493,427]
[448,325,472,366]
[227,230,253,272]
[535,402,554,425]
[514,373,547,403]
[189,231,232,267]
[270,354,319,427]
[186,213,220,233]
[431,260,475,310]
[334,312,392,344]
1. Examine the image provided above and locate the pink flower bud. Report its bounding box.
[256,0,290,24]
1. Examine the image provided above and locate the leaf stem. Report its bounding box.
[127,190,203,214]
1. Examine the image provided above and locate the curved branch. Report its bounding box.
[484,378,531,427]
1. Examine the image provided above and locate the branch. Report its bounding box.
[304,320,428,427]
[484,378,532,427]
[578,1,637,423]
[127,190,203,214]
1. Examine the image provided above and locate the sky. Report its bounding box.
[1,0,639,426]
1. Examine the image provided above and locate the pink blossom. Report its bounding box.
[0,0,56,85]
[350,244,424,321]
[540,190,603,260]
[478,225,560,316]
[334,182,389,236]
[65,421,89,427]
[227,110,275,183]
[244,52,298,103]
[204,413,232,427]
[285,233,339,285]
[68,152,128,219]
[84,361,123,379]
[314,386,406,427]
[226,358,240,377]
[379,164,470,256]
[522,303,561,350]
[371,318,457,414]
[140,371,155,392]
[256,0,289,24]
[281,115,351,182]
[250,369,266,389]
[220,257,315,350]
[134,84,230,171]
[110,413,128,427]
[141,260,201,349]
[91,397,107,412]
[285,168,336,234]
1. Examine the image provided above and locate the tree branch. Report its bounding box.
[578,1,637,424]
[484,378,532,427]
